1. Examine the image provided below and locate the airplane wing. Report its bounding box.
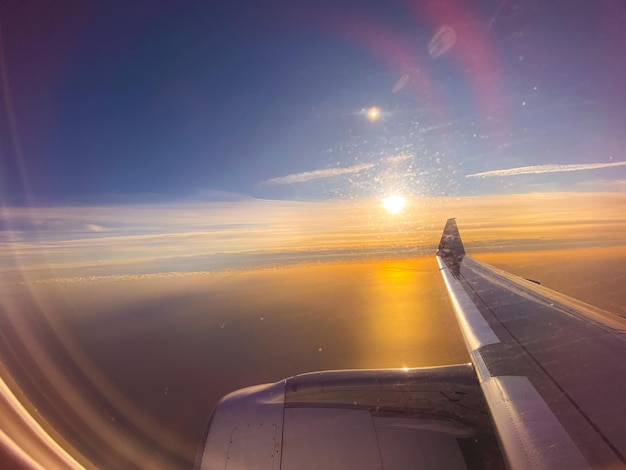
[436,218,626,469]
[196,220,626,469]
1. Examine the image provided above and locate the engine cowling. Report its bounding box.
[196,364,504,470]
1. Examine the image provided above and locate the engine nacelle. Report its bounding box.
[196,364,503,469]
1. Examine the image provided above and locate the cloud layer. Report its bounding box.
[1,193,625,283]
[466,161,626,178]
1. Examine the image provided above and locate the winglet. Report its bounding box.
[437,218,465,276]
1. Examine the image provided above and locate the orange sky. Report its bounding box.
[0,192,624,282]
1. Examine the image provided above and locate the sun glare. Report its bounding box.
[382,195,405,214]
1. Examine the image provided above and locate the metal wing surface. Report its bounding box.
[437,218,626,469]
[197,219,626,469]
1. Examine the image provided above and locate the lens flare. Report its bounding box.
[366,107,380,121]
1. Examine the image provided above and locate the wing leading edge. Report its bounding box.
[437,218,626,469]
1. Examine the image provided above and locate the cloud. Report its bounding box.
[260,162,374,186]
[572,179,626,192]
[260,155,414,187]
[382,154,413,163]
[466,161,626,178]
[1,193,625,283]
[85,224,106,232]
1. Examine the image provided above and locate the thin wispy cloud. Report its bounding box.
[261,163,374,186]
[466,161,626,178]
[85,224,106,232]
[383,154,413,163]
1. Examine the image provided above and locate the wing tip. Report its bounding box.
[437,218,466,275]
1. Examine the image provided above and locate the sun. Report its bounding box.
[382,195,405,214]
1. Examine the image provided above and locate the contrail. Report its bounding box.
[466,161,626,178]
[261,162,374,186]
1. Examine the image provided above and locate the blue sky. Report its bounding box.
[1,0,625,205]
